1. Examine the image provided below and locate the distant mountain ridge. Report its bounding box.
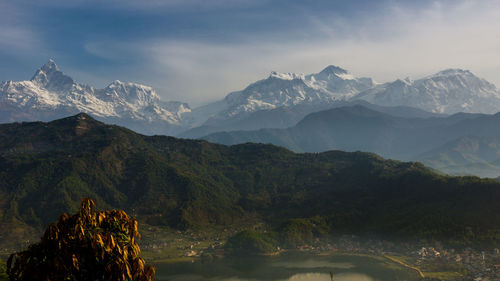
[416,136,500,177]
[179,100,443,139]
[203,105,500,177]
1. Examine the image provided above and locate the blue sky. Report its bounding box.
[1,0,500,106]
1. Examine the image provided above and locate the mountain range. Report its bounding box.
[3,61,500,177]
[357,69,500,114]
[183,66,374,128]
[0,60,190,135]
[182,66,500,138]
[2,61,500,138]
[0,114,499,252]
[203,105,500,178]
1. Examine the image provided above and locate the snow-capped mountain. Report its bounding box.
[0,60,190,135]
[187,65,374,127]
[354,69,500,114]
[306,65,374,98]
[4,61,500,137]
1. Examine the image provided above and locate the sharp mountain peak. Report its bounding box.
[319,65,349,75]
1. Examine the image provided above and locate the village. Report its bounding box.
[139,228,500,281]
[287,236,500,281]
[2,226,499,281]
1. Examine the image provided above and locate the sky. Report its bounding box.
[1,0,500,106]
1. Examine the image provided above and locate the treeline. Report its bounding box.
[226,217,342,255]
[226,213,500,255]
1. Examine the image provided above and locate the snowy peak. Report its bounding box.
[392,78,413,87]
[222,70,323,113]
[431,68,473,78]
[319,65,349,75]
[190,65,371,125]
[315,65,361,81]
[6,61,500,136]
[268,71,305,81]
[306,65,374,98]
[41,59,59,73]
[104,80,160,106]
[1,60,191,133]
[424,68,497,92]
[426,68,485,85]
[355,68,500,114]
[31,60,61,83]
[30,59,75,91]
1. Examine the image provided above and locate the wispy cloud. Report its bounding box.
[2,0,500,106]
[0,26,38,52]
[81,0,500,105]
[0,2,42,53]
[14,0,265,12]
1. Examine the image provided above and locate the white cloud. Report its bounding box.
[83,0,500,106]
[14,0,265,11]
[0,2,42,53]
[0,26,39,52]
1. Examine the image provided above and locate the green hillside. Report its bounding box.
[418,136,500,177]
[201,105,500,178]
[1,113,499,252]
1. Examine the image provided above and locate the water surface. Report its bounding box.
[154,253,420,281]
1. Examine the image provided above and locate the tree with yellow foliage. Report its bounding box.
[0,258,7,281]
[7,198,155,281]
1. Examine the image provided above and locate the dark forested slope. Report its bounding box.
[1,113,499,249]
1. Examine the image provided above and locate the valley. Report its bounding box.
[3,1,500,280]
[0,115,499,280]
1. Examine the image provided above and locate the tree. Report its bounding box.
[225,230,278,255]
[7,198,155,281]
[0,258,7,281]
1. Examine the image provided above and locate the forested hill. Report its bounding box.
[1,113,499,249]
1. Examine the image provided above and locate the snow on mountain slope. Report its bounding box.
[354,69,500,114]
[305,65,374,98]
[4,61,500,137]
[188,65,373,127]
[0,60,190,134]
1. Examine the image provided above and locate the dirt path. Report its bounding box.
[384,255,425,279]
